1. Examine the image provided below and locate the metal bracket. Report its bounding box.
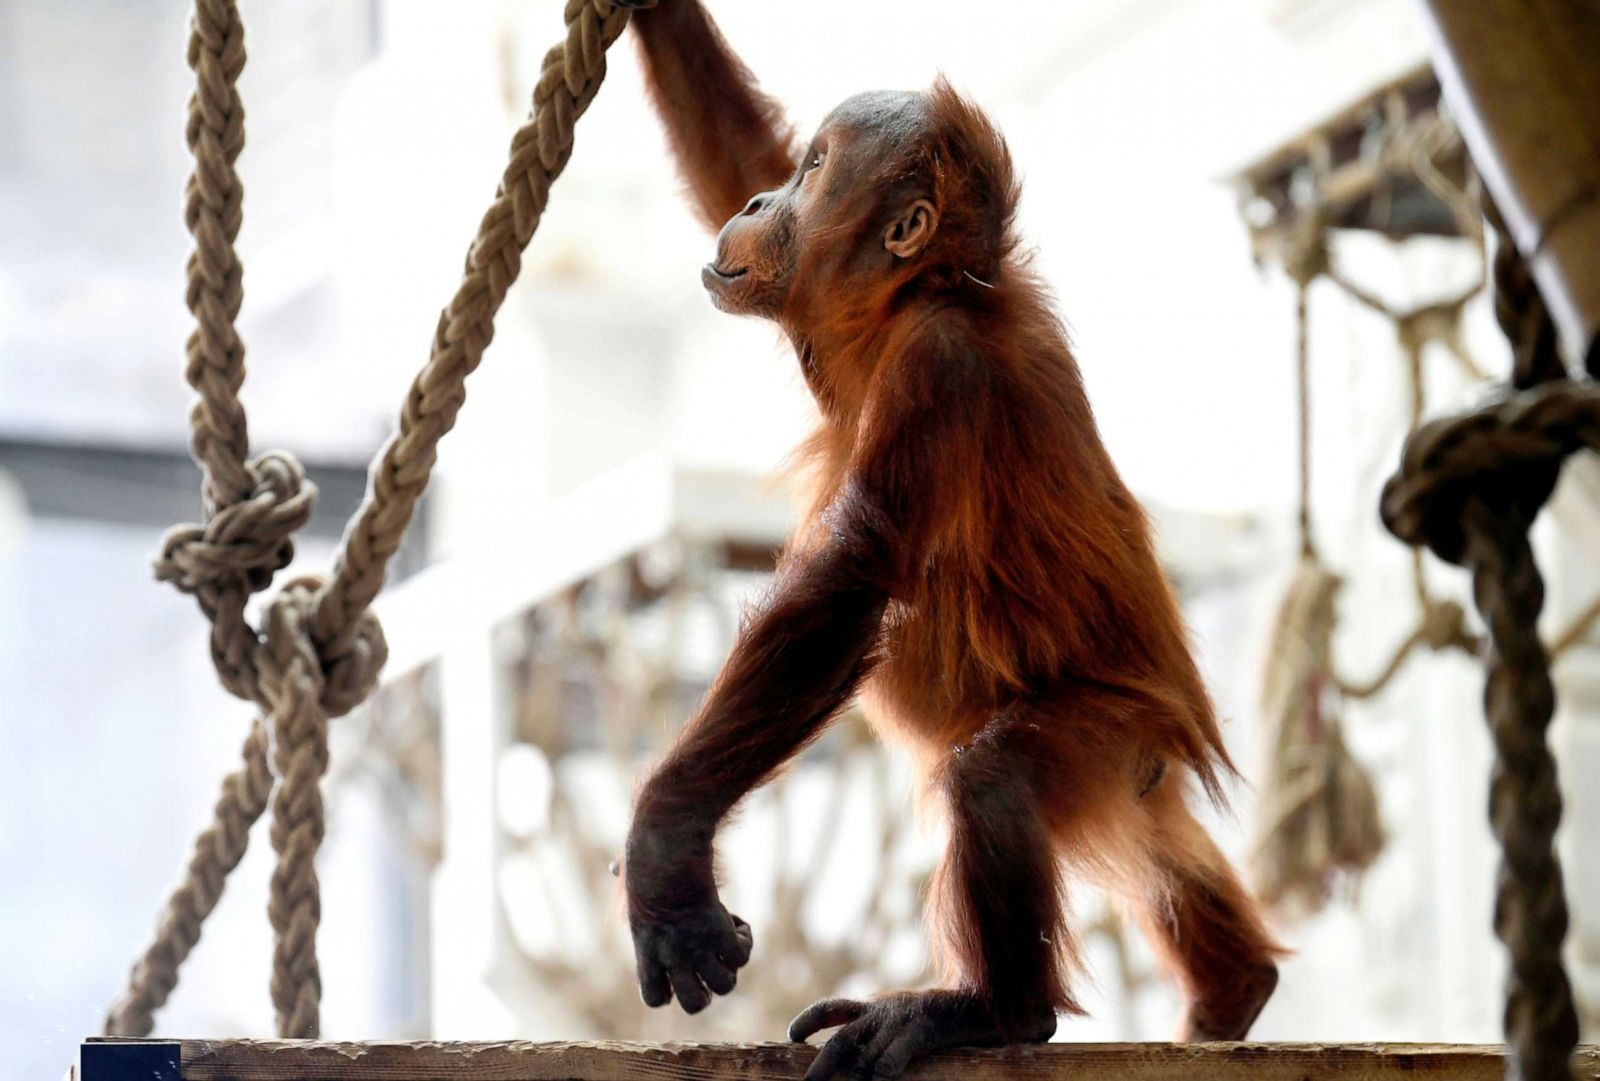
[79,1040,181,1081]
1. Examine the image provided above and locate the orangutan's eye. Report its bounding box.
[806,150,824,172]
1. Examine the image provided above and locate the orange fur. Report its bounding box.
[626,3,1282,1042]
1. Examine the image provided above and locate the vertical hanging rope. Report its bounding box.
[1252,218,1395,914]
[1384,398,1588,1081]
[260,580,333,1037]
[110,0,632,1039]
[171,0,312,703]
[108,0,296,1037]
[1488,199,1568,391]
[183,0,251,513]
[169,0,312,708]
[309,0,629,664]
[1475,226,1579,1081]
[1281,218,1328,562]
[1462,499,1580,1081]
[1294,280,1316,561]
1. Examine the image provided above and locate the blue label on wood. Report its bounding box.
[80,1041,182,1081]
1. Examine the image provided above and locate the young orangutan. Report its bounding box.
[612,2,1283,1075]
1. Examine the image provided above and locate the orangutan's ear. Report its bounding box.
[884,198,939,259]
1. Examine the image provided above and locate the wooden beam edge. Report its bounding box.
[78,1039,1600,1081]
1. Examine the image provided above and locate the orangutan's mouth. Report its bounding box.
[703,263,749,283]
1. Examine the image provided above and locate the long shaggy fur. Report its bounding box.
[629,4,1282,1042]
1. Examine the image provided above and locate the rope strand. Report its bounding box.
[183,0,252,513]
[1294,280,1316,561]
[312,0,630,656]
[1384,381,1587,1081]
[108,0,632,1038]
[104,722,272,1037]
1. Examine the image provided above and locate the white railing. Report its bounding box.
[370,451,676,1036]
[372,451,677,681]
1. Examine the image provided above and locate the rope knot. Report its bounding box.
[1418,600,1470,652]
[317,606,388,718]
[1280,216,1330,288]
[112,0,629,1042]
[1395,301,1465,356]
[1380,384,1600,565]
[260,577,388,719]
[155,451,316,597]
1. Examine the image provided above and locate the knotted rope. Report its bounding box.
[1486,199,1568,390]
[1282,217,1327,563]
[1252,558,1387,913]
[107,0,631,1039]
[1334,597,1473,700]
[1382,386,1585,1081]
[1381,266,1584,1081]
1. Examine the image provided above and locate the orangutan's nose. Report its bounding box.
[739,192,771,216]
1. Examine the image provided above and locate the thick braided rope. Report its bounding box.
[183,0,252,512]
[104,721,273,1037]
[1382,384,1587,1081]
[108,1,299,1036]
[158,0,315,704]
[1461,502,1581,1081]
[310,0,630,661]
[1487,199,1567,391]
[259,580,331,1037]
[112,0,631,1039]
[157,451,316,703]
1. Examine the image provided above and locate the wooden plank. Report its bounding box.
[1416,0,1600,366]
[79,1039,1600,1081]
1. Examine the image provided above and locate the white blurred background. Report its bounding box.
[2,2,1598,1080]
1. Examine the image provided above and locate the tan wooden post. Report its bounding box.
[1415,0,1600,371]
